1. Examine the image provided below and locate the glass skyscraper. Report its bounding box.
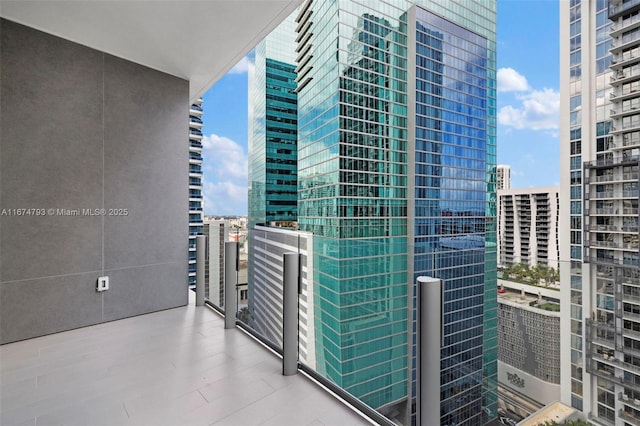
[248,14,298,228]
[293,0,497,423]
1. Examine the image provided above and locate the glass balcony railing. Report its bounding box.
[197,229,500,426]
[610,0,640,19]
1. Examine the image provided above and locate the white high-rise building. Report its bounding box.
[189,98,204,286]
[497,165,511,190]
[560,1,640,425]
[203,218,230,306]
[497,186,559,269]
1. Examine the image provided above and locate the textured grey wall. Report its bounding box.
[0,19,189,344]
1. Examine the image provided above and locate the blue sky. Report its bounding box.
[201,0,560,216]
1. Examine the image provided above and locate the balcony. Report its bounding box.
[0,293,370,426]
[591,240,623,249]
[610,0,640,20]
[610,106,640,119]
[593,175,616,183]
[620,408,640,425]
[609,69,640,87]
[586,155,640,168]
[610,88,640,102]
[611,12,640,37]
[611,53,640,71]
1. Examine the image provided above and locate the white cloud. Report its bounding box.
[202,134,248,180]
[498,88,559,131]
[497,67,529,92]
[228,57,249,74]
[201,133,248,215]
[203,178,247,216]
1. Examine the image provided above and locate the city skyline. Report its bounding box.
[200,0,561,216]
[244,1,498,423]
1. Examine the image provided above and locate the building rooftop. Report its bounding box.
[0,293,370,426]
[497,281,560,314]
[517,401,577,426]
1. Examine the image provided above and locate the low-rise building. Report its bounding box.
[498,280,561,412]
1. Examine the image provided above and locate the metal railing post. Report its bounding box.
[224,241,238,329]
[417,276,442,426]
[195,235,206,306]
[282,252,299,376]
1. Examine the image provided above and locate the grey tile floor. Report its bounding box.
[0,295,369,426]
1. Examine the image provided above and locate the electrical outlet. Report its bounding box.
[97,276,109,292]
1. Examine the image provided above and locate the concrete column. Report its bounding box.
[282,253,299,376]
[195,235,206,306]
[417,276,442,426]
[224,242,238,329]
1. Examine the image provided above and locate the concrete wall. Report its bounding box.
[0,19,189,344]
[498,361,561,407]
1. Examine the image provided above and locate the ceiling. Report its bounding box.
[1,1,302,102]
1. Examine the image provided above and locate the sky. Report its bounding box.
[200,0,561,216]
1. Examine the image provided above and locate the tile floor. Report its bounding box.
[0,295,369,426]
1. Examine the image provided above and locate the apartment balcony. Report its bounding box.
[610,36,640,55]
[623,292,640,305]
[586,153,640,169]
[610,88,640,102]
[0,294,369,426]
[593,175,616,183]
[593,208,617,215]
[611,12,640,37]
[189,131,203,141]
[590,240,623,250]
[620,408,640,425]
[594,191,616,199]
[611,121,640,135]
[586,255,625,266]
[592,190,640,199]
[611,53,640,71]
[590,224,639,233]
[610,0,640,20]
[619,134,640,148]
[610,69,640,87]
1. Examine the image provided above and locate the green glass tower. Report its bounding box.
[248,13,298,228]
[294,0,496,423]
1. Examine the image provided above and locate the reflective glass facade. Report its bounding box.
[248,14,298,228]
[294,0,496,422]
[410,8,496,425]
